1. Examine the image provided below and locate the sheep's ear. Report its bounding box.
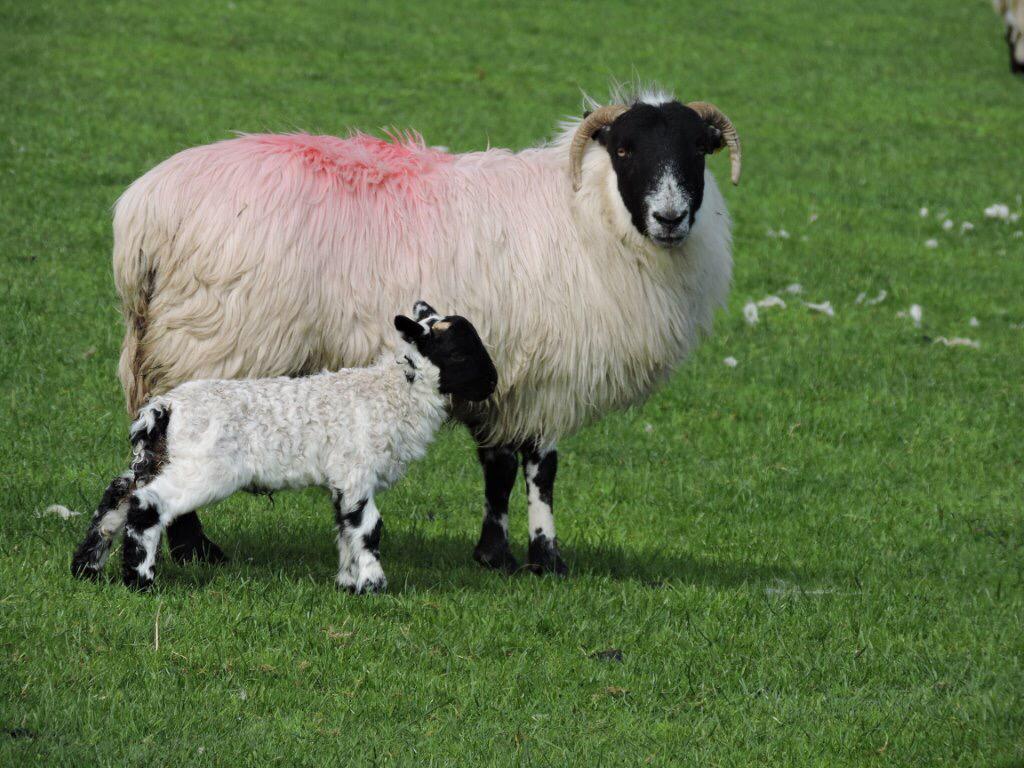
[701,123,724,155]
[594,124,611,146]
[394,315,426,342]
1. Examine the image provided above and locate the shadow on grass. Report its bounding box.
[180,523,805,593]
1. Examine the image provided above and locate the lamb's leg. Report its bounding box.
[521,441,567,576]
[70,472,134,579]
[121,490,165,591]
[333,493,386,594]
[472,442,520,573]
[165,512,227,565]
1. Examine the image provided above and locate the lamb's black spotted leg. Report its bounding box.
[472,440,520,573]
[71,472,134,579]
[521,440,567,576]
[165,511,227,565]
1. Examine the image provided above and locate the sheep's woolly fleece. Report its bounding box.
[112,85,733,447]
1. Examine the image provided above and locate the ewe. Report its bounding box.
[111,85,740,574]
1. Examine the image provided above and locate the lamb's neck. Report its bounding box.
[392,348,448,428]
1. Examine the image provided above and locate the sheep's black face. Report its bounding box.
[394,304,497,402]
[595,101,723,247]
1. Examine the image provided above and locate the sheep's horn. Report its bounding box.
[569,104,628,192]
[687,101,741,185]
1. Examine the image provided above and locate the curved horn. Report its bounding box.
[687,101,741,185]
[569,104,628,192]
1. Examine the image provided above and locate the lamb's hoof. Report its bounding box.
[526,535,568,576]
[169,536,228,566]
[352,576,387,595]
[71,535,105,580]
[473,541,520,574]
[71,559,102,581]
[122,570,154,592]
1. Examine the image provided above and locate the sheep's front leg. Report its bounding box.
[333,493,386,594]
[71,472,134,579]
[521,441,567,576]
[472,443,520,573]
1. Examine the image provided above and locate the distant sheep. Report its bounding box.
[111,84,740,575]
[995,0,1024,73]
[71,303,496,592]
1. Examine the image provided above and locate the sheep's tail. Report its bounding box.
[113,188,157,415]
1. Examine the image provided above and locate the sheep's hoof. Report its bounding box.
[122,570,155,592]
[168,536,228,566]
[526,535,568,576]
[473,541,520,574]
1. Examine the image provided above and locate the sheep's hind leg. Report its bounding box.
[472,441,520,573]
[165,512,228,565]
[333,493,386,594]
[521,441,567,576]
[71,472,134,579]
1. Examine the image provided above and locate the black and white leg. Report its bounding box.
[70,471,134,579]
[332,492,386,594]
[472,443,520,573]
[165,511,227,565]
[121,489,165,591]
[521,440,567,575]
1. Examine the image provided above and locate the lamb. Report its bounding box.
[70,302,497,592]
[110,84,741,575]
[995,0,1024,73]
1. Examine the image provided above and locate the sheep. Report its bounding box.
[70,302,497,592]
[995,0,1024,73]
[110,84,741,576]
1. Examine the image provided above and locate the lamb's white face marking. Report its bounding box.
[645,169,691,246]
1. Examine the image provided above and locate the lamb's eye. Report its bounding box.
[616,146,630,158]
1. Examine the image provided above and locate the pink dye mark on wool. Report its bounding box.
[235,132,454,191]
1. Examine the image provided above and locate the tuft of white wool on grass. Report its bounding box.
[925,238,939,249]
[1010,322,1024,330]
[767,228,790,239]
[784,283,803,295]
[969,317,980,327]
[855,292,866,304]
[723,356,738,368]
[897,304,923,327]
[942,219,954,231]
[1011,212,1021,223]
[933,336,981,350]
[808,212,819,223]
[961,221,974,233]
[865,290,887,306]
[38,504,81,520]
[985,203,1011,220]
[804,301,834,317]
[743,301,759,325]
[919,207,929,218]
[756,295,787,309]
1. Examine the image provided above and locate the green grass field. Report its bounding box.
[2,1,1023,764]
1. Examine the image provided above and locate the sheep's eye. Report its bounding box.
[616,146,630,158]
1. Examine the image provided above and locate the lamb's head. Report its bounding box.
[570,97,741,248]
[394,302,497,402]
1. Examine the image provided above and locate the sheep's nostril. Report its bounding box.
[652,210,686,228]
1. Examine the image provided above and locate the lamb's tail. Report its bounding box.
[129,401,172,481]
[113,184,159,415]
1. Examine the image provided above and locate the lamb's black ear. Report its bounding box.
[394,315,425,343]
